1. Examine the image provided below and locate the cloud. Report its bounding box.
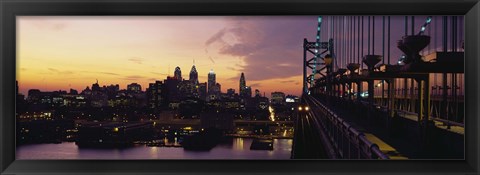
[123,75,145,80]
[249,83,262,88]
[99,72,120,76]
[226,66,241,71]
[150,72,169,76]
[205,28,227,46]
[280,80,295,83]
[128,57,144,64]
[80,71,120,76]
[48,68,74,75]
[206,16,318,81]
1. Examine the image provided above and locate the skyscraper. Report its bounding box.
[189,64,199,85]
[174,66,182,80]
[239,72,246,95]
[147,81,164,111]
[208,69,216,94]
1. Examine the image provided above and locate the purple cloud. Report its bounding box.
[207,16,318,81]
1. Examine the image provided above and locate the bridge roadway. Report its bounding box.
[291,106,331,159]
[309,96,406,159]
[305,95,463,159]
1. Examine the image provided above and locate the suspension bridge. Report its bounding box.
[293,16,464,159]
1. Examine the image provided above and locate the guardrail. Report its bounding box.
[305,96,389,159]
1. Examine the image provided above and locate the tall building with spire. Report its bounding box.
[208,69,216,94]
[174,66,182,80]
[189,64,199,85]
[239,72,247,97]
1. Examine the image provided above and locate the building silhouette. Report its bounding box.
[271,92,286,105]
[208,69,216,94]
[189,64,199,85]
[198,82,207,101]
[147,81,164,111]
[127,83,142,93]
[239,72,246,97]
[174,66,182,80]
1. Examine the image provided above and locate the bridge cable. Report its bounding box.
[373,16,375,55]
[368,16,370,55]
[388,16,391,65]
[361,16,364,70]
[357,16,360,65]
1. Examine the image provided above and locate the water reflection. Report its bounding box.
[17,138,292,159]
[233,138,244,151]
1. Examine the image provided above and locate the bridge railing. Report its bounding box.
[306,95,389,159]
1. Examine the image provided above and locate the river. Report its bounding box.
[16,138,293,159]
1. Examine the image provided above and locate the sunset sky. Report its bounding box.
[17,16,463,97]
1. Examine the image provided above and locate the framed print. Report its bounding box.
[1,0,479,174]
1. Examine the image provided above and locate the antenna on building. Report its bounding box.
[96,79,98,84]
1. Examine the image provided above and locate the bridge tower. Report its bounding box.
[303,16,335,95]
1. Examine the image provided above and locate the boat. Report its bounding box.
[250,138,274,150]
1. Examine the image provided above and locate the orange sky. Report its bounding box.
[17,16,308,97]
[18,16,463,98]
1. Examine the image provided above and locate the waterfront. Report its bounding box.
[17,138,292,159]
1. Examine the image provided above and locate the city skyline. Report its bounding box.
[17,16,316,97]
[17,16,463,97]
[18,65,287,99]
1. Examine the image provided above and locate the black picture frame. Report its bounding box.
[1,0,479,174]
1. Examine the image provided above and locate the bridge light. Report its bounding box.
[305,106,310,111]
[298,106,303,111]
[426,17,432,23]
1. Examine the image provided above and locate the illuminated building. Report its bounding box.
[147,81,163,110]
[271,92,286,105]
[208,69,216,94]
[178,80,196,99]
[127,83,142,93]
[285,95,300,103]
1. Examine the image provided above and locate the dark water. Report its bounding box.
[16,138,292,159]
